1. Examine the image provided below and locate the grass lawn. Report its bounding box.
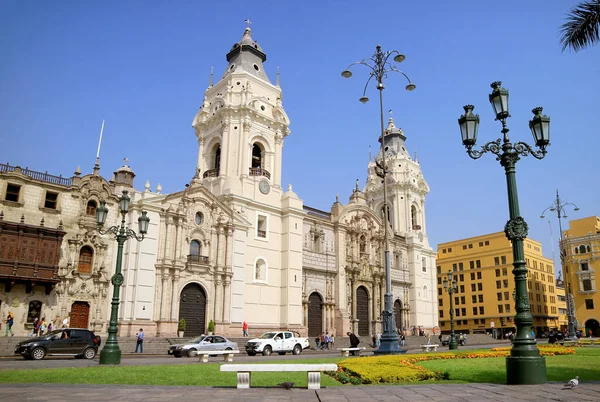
[0,348,598,387]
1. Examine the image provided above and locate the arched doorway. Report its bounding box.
[307,292,323,337]
[70,301,90,329]
[356,286,370,336]
[179,283,207,337]
[585,318,600,337]
[394,300,403,331]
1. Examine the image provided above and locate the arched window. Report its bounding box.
[86,200,97,216]
[190,240,201,256]
[214,146,221,172]
[251,143,263,169]
[359,235,366,254]
[255,258,267,281]
[422,285,429,300]
[411,205,418,229]
[78,246,93,274]
[27,300,42,323]
[575,247,579,254]
[579,245,587,254]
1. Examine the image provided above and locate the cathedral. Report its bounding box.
[0,27,437,339]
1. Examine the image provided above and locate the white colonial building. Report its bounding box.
[0,27,437,339]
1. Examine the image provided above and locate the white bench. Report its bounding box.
[190,349,240,363]
[337,347,366,357]
[420,344,438,352]
[220,363,338,389]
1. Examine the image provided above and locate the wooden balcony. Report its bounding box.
[249,167,271,179]
[203,169,219,178]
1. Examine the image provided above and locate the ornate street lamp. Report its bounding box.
[458,81,549,384]
[342,45,416,355]
[442,271,458,350]
[541,190,579,340]
[96,190,150,365]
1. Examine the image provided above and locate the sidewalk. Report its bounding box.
[2,382,599,401]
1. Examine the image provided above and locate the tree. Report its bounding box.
[560,0,600,52]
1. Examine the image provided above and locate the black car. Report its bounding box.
[14,328,101,360]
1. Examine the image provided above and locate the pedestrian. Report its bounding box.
[463,333,467,345]
[347,331,360,355]
[32,317,39,336]
[135,328,144,353]
[242,321,248,337]
[314,335,320,350]
[47,322,53,333]
[320,332,326,350]
[324,331,330,350]
[376,332,381,347]
[438,333,443,343]
[459,333,464,346]
[5,312,14,336]
[39,317,47,336]
[330,333,335,349]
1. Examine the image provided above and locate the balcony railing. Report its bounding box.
[257,230,267,238]
[203,169,219,178]
[0,163,73,186]
[187,254,209,264]
[249,167,271,179]
[412,225,421,230]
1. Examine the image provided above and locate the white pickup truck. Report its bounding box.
[245,331,310,356]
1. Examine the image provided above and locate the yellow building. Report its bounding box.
[436,232,559,338]
[561,216,600,337]
[555,278,568,332]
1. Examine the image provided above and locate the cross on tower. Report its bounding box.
[244,19,252,28]
[123,157,129,166]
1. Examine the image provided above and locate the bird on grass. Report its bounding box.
[278,382,294,390]
[565,376,579,389]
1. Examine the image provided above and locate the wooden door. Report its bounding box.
[307,292,323,337]
[179,283,207,336]
[356,286,370,336]
[70,301,90,329]
[394,300,403,330]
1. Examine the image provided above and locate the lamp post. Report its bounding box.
[458,81,549,384]
[96,190,150,365]
[442,271,458,350]
[342,45,416,355]
[541,190,579,340]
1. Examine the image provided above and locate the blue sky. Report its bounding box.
[1,0,598,271]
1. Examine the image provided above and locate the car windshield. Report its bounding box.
[258,332,277,339]
[190,336,206,343]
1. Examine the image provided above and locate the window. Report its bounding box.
[27,300,42,323]
[438,288,442,296]
[501,256,507,264]
[458,262,463,271]
[437,266,441,274]
[437,277,442,285]
[581,262,589,271]
[195,212,204,225]
[44,191,58,209]
[251,143,263,169]
[256,213,268,239]
[461,296,466,304]
[478,294,483,303]
[448,248,452,252]
[455,296,459,305]
[472,295,477,303]
[461,308,466,316]
[498,305,504,313]
[471,284,476,292]
[460,285,465,293]
[503,279,509,288]
[476,260,481,268]
[5,183,20,202]
[422,257,427,272]
[459,274,464,282]
[485,240,489,246]
[583,279,593,291]
[495,269,501,277]
[468,244,473,249]
[452,263,457,271]
[439,310,444,318]
[463,245,467,250]
[360,235,366,254]
[585,299,594,309]
[214,145,221,173]
[190,240,201,256]
[455,309,460,317]
[477,283,482,291]
[497,292,502,301]
[471,273,475,280]
[504,292,509,300]
[494,257,500,266]
[479,306,484,315]
[473,307,478,315]
[505,304,511,313]
[479,242,484,247]
[469,260,475,269]
[439,298,443,307]
[579,245,586,254]
[502,268,508,276]
[78,246,93,274]
[477,272,482,280]
[496,280,501,289]
[86,200,97,216]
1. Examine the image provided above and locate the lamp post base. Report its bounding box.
[449,341,458,350]
[506,356,547,384]
[99,344,122,365]
[373,337,407,355]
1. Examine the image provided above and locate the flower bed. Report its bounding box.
[332,347,575,384]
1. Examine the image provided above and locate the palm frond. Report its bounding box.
[559,0,600,52]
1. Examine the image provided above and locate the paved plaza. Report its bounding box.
[2,382,600,401]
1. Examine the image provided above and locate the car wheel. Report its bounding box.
[186,348,197,358]
[31,347,46,360]
[225,347,232,351]
[247,351,256,356]
[262,346,272,356]
[292,345,302,355]
[278,352,286,355]
[83,347,96,359]
[174,354,183,358]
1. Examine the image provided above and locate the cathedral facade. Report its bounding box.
[0,28,437,339]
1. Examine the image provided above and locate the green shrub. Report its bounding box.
[208,319,215,333]
[178,318,186,332]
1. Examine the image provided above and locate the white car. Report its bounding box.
[168,335,238,357]
[245,331,310,356]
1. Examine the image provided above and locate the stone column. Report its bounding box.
[222,278,231,324]
[170,274,179,321]
[274,133,283,187]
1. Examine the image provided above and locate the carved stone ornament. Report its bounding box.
[504,216,528,241]
[111,272,124,287]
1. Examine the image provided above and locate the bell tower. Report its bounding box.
[364,115,430,241]
[192,27,290,197]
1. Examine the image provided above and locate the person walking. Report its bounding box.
[135,328,144,353]
[39,317,47,336]
[400,333,406,346]
[32,317,39,336]
[5,312,14,336]
[242,321,248,337]
[347,331,360,355]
